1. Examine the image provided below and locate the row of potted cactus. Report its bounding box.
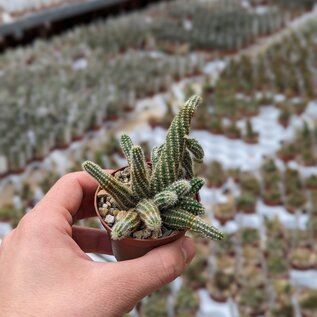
[0,50,205,177]
[150,0,287,53]
[218,20,317,101]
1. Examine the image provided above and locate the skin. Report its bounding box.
[0,171,196,317]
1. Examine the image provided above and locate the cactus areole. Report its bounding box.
[82,95,224,260]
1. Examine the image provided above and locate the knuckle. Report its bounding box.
[157,250,184,285]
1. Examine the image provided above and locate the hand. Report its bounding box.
[0,172,196,317]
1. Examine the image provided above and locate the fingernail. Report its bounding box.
[181,238,195,264]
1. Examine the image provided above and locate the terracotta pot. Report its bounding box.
[209,290,229,303]
[214,214,234,225]
[243,136,258,145]
[94,166,186,261]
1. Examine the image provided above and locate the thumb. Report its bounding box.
[94,236,195,314]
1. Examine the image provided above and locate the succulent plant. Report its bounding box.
[208,161,227,188]
[214,201,236,224]
[238,286,268,316]
[299,289,317,316]
[240,228,260,247]
[225,120,241,139]
[83,96,224,241]
[278,142,296,162]
[267,254,289,278]
[174,286,200,315]
[263,183,282,206]
[289,246,317,270]
[183,251,208,289]
[0,207,13,221]
[236,191,257,213]
[278,107,291,128]
[266,302,294,317]
[305,175,317,190]
[214,233,236,257]
[244,119,259,144]
[141,294,168,317]
[207,269,237,302]
[285,190,306,213]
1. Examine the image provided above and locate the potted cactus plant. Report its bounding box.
[285,190,306,214]
[207,269,237,303]
[236,192,257,214]
[305,175,317,191]
[174,285,200,316]
[278,142,296,163]
[214,195,236,225]
[289,246,317,270]
[237,286,268,316]
[243,119,259,144]
[207,161,227,188]
[299,289,317,317]
[267,254,289,278]
[82,96,224,260]
[182,251,208,290]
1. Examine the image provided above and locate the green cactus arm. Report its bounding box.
[120,134,134,165]
[150,95,202,194]
[185,137,204,162]
[161,209,224,240]
[151,146,160,168]
[176,197,205,215]
[182,149,194,179]
[154,191,178,210]
[188,177,205,195]
[111,210,141,240]
[166,179,191,197]
[136,199,162,231]
[82,161,137,210]
[151,144,164,169]
[130,145,151,199]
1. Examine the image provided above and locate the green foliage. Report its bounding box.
[236,192,257,212]
[240,173,260,195]
[213,270,235,290]
[150,95,202,193]
[111,210,141,240]
[300,290,317,310]
[305,174,317,189]
[83,96,224,240]
[166,179,191,197]
[161,209,224,240]
[135,199,161,231]
[267,254,289,277]
[174,286,200,315]
[120,134,134,164]
[142,295,168,317]
[208,160,226,187]
[188,177,205,195]
[177,197,205,215]
[82,161,137,210]
[240,228,260,246]
[185,137,204,162]
[130,145,150,198]
[0,208,12,220]
[153,191,178,210]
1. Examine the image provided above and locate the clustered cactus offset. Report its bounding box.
[82,95,224,241]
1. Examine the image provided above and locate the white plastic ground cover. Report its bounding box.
[126,99,317,176]
[197,289,237,317]
[0,222,12,238]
